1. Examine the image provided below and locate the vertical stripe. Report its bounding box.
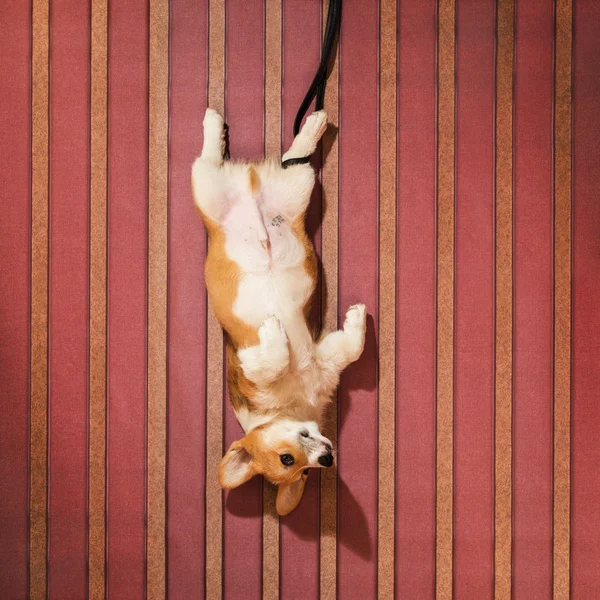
[167,0,209,597]
[337,0,379,597]
[0,2,32,597]
[454,1,495,597]
[30,0,49,596]
[553,1,572,598]
[513,1,554,597]
[264,0,281,158]
[279,1,321,598]
[89,0,108,597]
[495,0,514,598]
[222,2,264,599]
[378,0,396,597]
[319,1,339,598]
[395,1,437,595]
[147,0,169,597]
[572,1,600,597]
[436,0,454,598]
[48,0,90,596]
[206,0,225,598]
[263,1,281,599]
[106,0,149,595]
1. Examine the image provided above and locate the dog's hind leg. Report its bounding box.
[282,111,328,162]
[201,108,226,165]
[257,111,327,221]
[192,109,228,222]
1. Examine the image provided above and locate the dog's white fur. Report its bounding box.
[192,108,366,514]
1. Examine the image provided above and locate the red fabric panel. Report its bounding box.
[106,0,149,597]
[47,1,90,597]
[453,1,495,597]
[279,2,322,598]
[337,1,379,597]
[572,2,600,597]
[222,2,265,599]
[512,1,554,597]
[0,2,31,596]
[225,0,265,163]
[395,0,437,595]
[167,1,208,598]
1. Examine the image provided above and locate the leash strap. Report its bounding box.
[281,0,342,169]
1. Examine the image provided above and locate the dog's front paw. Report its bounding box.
[259,316,288,349]
[344,304,367,332]
[343,304,367,363]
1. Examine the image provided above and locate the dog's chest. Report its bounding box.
[223,202,313,327]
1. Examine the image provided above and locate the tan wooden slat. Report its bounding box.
[89,0,108,597]
[377,0,397,597]
[495,1,514,598]
[262,1,282,598]
[147,0,170,597]
[553,1,572,598]
[436,1,455,598]
[320,1,340,598]
[206,1,225,598]
[30,0,49,597]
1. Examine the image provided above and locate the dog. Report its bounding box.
[192,107,367,515]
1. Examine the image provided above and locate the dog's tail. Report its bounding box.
[247,166,270,252]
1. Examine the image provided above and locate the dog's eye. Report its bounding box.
[280,454,294,466]
[299,429,309,438]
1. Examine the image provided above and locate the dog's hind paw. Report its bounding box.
[302,110,328,145]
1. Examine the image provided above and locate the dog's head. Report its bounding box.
[218,420,334,515]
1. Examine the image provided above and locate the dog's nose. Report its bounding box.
[318,453,333,467]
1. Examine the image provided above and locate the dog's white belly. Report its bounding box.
[232,268,312,327]
[223,202,313,328]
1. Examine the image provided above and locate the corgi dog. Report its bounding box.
[192,107,367,515]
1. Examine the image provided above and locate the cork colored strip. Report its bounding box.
[495,0,514,598]
[147,0,169,598]
[262,482,279,600]
[436,1,454,598]
[206,1,225,598]
[262,2,281,599]
[265,0,281,159]
[553,2,572,598]
[30,0,49,597]
[88,0,108,597]
[320,1,339,595]
[378,0,397,597]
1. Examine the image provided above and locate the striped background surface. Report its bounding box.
[1,0,599,598]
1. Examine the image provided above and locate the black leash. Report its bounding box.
[281,0,342,169]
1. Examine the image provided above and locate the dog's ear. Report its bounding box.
[276,471,308,516]
[218,438,256,489]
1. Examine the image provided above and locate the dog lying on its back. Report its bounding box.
[192,108,367,515]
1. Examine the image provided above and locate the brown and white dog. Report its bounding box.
[192,108,367,515]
